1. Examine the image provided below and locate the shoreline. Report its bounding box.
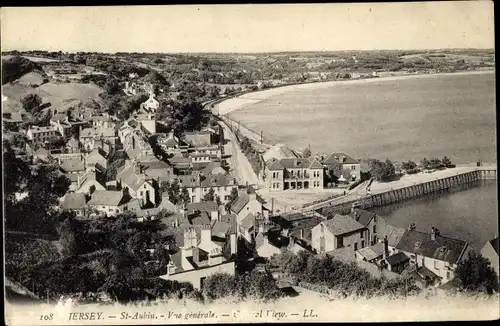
[218,69,495,115]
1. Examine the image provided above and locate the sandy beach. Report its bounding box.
[217,70,495,115]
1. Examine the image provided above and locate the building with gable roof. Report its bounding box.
[86,190,129,216]
[116,160,157,207]
[229,186,268,224]
[263,157,325,191]
[393,226,472,285]
[350,209,387,246]
[76,169,106,194]
[62,192,87,217]
[176,173,238,204]
[480,237,499,278]
[322,152,361,182]
[26,125,60,143]
[50,113,87,139]
[311,214,368,254]
[79,126,118,152]
[159,224,237,290]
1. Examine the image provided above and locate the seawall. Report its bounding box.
[316,167,497,215]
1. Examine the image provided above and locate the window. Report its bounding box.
[320,224,324,233]
[351,165,356,170]
[373,225,377,234]
[144,185,146,189]
[446,271,451,279]
[360,231,364,239]
[434,260,439,270]
[361,240,365,248]
[140,191,143,196]
[354,243,358,251]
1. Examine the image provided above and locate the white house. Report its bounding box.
[393,226,472,285]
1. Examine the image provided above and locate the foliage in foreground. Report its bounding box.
[455,251,499,295]
[202,271,283,302]
[269,250,421,299]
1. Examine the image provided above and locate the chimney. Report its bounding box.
[383,236,389,260]
[182,203,188,221]
[200,224,211,244]
[430,227,436,241]
[229,233,237,256]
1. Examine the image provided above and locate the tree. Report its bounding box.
[203,188,216,202]
[428,157,443,170]
[402,160,418,174]
[441,156,453,168]
[369,159,396,182]
[420,158,430,170]
[21,94,42,113]
[103,78,121,95]
[224,188,239,213]
[179,187,191,205]
[455,251,499,294]
[302,147,312,158]
[2,56,43,84]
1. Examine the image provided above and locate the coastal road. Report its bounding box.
[220,120,260,187]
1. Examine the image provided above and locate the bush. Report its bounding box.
[2,56,43,84]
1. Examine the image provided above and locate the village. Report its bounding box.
[3,60,498,302]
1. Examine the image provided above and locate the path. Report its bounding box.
[219,120,260,187]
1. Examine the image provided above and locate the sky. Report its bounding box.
[1,2,495,53]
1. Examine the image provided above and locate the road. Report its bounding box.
[219,120,260,187]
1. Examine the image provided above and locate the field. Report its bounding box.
[227,71,496,164]
[2,81,103,111]
[2,55,60,63]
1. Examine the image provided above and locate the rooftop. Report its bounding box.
[357,242,385,261]
[87,190,125,206]
[230,187,265,214]
[323,214,366,236]
[350,209,377,227]
[323,152,359,165]
[385,251,410,266]
[63,192,87,210]
[396,229,469,264]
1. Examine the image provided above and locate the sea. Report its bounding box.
[228,72,497,248]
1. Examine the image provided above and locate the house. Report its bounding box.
[122,131,154,162]
[117,161,157,207]
[393,226,472,285]
[355,242,385,263]
[62,192,87,217]
[185,201,220,226]
[66,137,81,153]
[26,125,60,143]
[183,131,214,147]
[201,161,227,175]
[264,157,324,191]
[157,131,189,154]
[138,160,174,183]
[480,237,499,278]
[86,190,129,216]
[50,114,87,139]
[262,143,300,163]
[89,113,117,129]
[350,209,387,245]
[255,224,282,258]
[85,147,109,172]
[2,112,23,129]
[79,126,117,152]
[76,170,106,194]
[168,153,193,173]
[159,226,237,290]
[118,119,141,145]
[384,251,411,274]
[311,214,367,254]
[322,152,361,182]
[273,211,326,245]
[33,148,51,163]
[178,173,238,204]
[140,92,159,113]
[383,225,407,252]
[57,154,86,190]
[229,187,268,225]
